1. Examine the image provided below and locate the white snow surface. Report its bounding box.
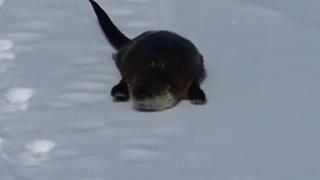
[0,0,320,179]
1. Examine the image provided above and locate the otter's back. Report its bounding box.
[116,31,202,76]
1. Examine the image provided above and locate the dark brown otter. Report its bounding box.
[89,0,207,111]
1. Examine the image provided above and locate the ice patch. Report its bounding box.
[0,0,4,6]
[25,140,56,154]
[5,88,34,104]
[0,39,13,52]
[22,139,56,166]
[4,87,34,112]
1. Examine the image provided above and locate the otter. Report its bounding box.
[88,0,207,111]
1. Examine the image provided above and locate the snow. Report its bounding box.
[25,139,56,154]
[0,0,319,179]
[5,88,34,104]
[3,87,34,112]
[21,139,56,166]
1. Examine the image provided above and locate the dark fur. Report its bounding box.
[89,0,207,111]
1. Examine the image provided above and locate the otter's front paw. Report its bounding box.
[188,83,207,105]
[111,80,129,102]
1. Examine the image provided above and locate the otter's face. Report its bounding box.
[129,66,189,111]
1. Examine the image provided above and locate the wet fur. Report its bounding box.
[89,0,207,111]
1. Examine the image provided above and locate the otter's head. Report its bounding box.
[128,61,191,111]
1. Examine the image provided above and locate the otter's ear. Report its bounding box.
[187,82,207,105]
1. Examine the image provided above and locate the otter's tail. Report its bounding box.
[89,0,131,50]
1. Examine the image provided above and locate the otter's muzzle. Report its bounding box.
[133,94,177,111]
